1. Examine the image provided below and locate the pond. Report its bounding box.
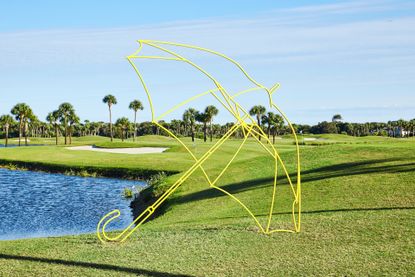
[0,168,146,240]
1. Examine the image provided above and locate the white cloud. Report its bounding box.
[0,0,413,68]
[280,0,411,15]
[0,0,414,124]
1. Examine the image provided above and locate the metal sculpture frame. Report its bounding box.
[97,40,301,242]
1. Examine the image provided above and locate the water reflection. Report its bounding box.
[0,168,146,240]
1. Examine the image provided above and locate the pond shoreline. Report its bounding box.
[0,168,146,241]
[0,159,178,181]
[0,162,171,239]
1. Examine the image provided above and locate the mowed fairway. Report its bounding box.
[0,135,414,276]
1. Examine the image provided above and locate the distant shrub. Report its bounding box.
[147,172,167,187]
[64,169,97,178]
[79,170,96,177]
[293,141,349,146]
[122,187,134,199]
[122,185,144,199]
[146,172,168,197]
[377,130,388,136]
[65,169,76,176]
[5,163,19,170]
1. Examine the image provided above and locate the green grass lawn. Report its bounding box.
[0,135,414,276]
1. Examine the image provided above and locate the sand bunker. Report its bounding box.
[12,139,30,142]
[67,145,168,154]
[303,138,317,141]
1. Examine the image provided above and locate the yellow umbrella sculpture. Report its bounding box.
[97,40,301,242]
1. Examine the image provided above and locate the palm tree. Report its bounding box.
[103,94,117,142]
[128,100,143,141]
[195,112,209,142]
[396,119,406,137]
[387,121,394,137]
[205,105,219,142]
[68,113,80,144]
[332,114,343,122]
[57,102,75,145]
[0,115,15,147]
[270,114,284,144]
[24,111,36,145]
[261,112,275,140]
[46,110,60,145]
[11,103,32,146]
[405,120,412,138]
[183,108,197,142]
[170,119,182,135]
[249,105,266,140]
[83,120,91,136]
[223,122,235,138]
[115,117,130,141]
[27,114,39,141]
[96,121,104,136]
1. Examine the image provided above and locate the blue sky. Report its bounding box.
[1,0,414,124]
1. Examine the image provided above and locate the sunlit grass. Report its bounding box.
[0,135,414,275]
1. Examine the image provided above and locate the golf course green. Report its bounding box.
[0,134,414,276]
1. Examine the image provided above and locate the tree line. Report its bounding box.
[0,99,414,147]
[296,114,415,138]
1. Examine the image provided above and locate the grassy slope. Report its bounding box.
[0,135,414,276]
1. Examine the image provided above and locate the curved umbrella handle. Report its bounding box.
[97,205,155,243]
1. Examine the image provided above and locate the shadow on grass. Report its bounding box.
[171,158,415,205]
[0,253,192,277]
[242,206,415,218]
[172,206,415,225]
[290,206,415,214]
